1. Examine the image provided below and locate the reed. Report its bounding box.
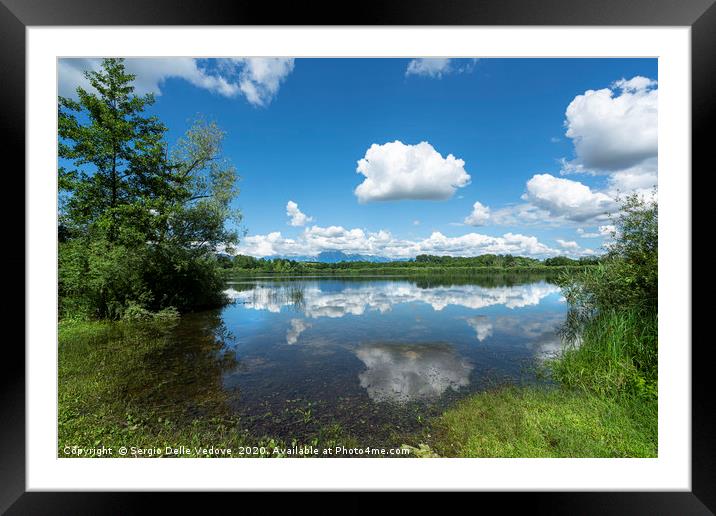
[552,308,657,399]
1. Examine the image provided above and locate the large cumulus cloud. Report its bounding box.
[564,76,657,171]
[354,141,471,203]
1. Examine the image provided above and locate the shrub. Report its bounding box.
[559,193,657,316]
[59,238,228,320]
[554,193,658,398]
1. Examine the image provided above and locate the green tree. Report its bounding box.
[545,256,579,267]
[58,58,241,319]
[59,58,166,243]
[560,192,658,317]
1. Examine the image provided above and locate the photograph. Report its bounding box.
[0,0,710,504]
[56,56,659,459]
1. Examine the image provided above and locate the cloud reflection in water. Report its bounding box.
[465,315,494,342]
[225,281,560,319]
[355,343,473,403]
[286,318,311,345]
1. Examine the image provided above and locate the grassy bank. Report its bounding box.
[553,308,657,398]
[430,387,656,457]
[59,318,253,457]
[427,308,658,457]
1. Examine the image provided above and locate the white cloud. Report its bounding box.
[405,58,478,78]
[490,203,566,227]
[354,141,471,203]
[493,76,658,229]
[58,57,294,106]
[489,183,619,229]
[604,158,658,199]
[229,57,295,106]
[464,201,491,226]
[408,229,560,257]
[564,76,657,172]
[613,76,657,92]
[457,170,650,230]
[234,223,562,259]
[406,58,453,77]
[577,225,616,239]
[286,201,313,227]
[556,239,580,250]
[499,159,654,231]
[238,231,288,258]
[304,225,384,254]
[576,228,598,238]
[523,174,616,223]
[608,169,657,193]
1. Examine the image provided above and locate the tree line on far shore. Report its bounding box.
[220,253,602,273]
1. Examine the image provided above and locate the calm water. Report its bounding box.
[162,276,569,445]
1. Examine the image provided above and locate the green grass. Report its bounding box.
[58,318,249,457]
[553,308,657,399]
[426,308,658,457]
[429,386,656,457]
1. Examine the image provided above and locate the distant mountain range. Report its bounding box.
[267,250,398,263]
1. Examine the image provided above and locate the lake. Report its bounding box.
[156,275,568,446]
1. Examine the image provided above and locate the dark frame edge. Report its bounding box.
[0,1,26,514]
[691,0,716,513]
[1,0,716,26]
[3,0,713,513]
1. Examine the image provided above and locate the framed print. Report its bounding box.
[3,0,713,512]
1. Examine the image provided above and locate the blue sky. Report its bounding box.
[59,57,658,259]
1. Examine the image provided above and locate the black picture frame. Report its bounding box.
[2,0,710,512]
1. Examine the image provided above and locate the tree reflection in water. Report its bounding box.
[113,312,240,421]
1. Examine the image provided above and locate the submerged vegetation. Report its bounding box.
[59,318,367,457]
